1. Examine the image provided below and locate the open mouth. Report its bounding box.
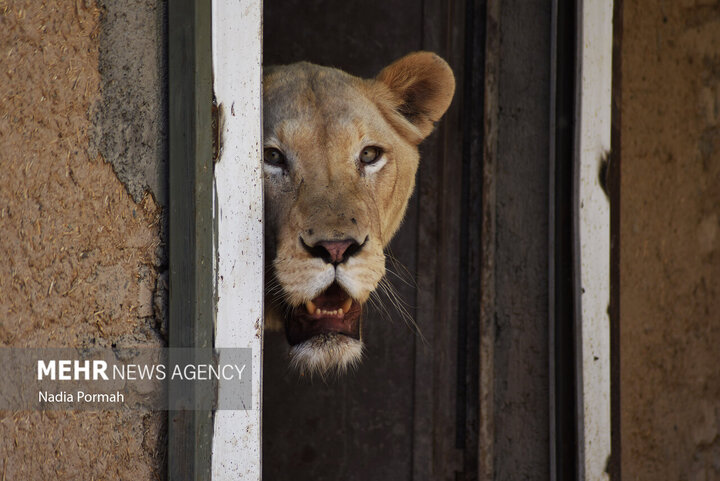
[285,282,362,345]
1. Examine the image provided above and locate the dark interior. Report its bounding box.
[261,1,474,480]
[261,1,560,479]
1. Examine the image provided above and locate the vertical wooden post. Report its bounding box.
[480,1,499,478]
[168,0,215,479]
[609,1,623,479]
[574,0,613,479]
[211,0,264,479]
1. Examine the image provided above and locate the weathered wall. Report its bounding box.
[91,0,168,207]
[0,1,167,479]
[620,1,720,479]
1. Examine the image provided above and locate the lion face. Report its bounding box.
[263,52,454,375]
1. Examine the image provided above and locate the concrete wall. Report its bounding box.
[620,1,720,479]
[0,1,167,479]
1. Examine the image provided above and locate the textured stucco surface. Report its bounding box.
[0,1,166,479]
[90,0,168,207]
[621,1,720,479]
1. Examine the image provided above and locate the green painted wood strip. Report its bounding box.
[168,0,214,479]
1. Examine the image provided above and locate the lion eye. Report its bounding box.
[359,146,382,165]
[264,148,287,168]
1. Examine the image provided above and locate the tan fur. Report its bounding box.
[263,52,455,375]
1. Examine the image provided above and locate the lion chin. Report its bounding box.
[281,282,365,377]
[289,334,364,377]
[262,51,455,376]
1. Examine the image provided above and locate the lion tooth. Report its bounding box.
[342,298,352,313]
[338,308,344,316]
[306,300,317,315]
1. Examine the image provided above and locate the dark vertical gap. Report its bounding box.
[552,0,578,479]
[457,1,485,480]
[609,0,623,479]
[412,0,426,477]
[455,0,471,450]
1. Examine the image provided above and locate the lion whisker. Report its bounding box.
[368,289,395,326]
[384,248,418,289]
[375,277,427,345]
[384,265,416,289]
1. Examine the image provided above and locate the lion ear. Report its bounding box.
[375,52,455,142]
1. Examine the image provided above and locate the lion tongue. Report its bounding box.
[306,283,352,316]
[287,283,361,345]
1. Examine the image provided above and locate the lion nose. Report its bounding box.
[302,238,364,265]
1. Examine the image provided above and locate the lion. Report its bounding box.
[263,52,455,376]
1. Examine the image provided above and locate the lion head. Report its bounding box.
[263,52,455,375]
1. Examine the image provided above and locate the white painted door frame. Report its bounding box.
[574,0,613,479]
[211,1,264,479]
[204,1,612,479]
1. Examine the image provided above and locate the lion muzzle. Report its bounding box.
[285,282,362,346]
